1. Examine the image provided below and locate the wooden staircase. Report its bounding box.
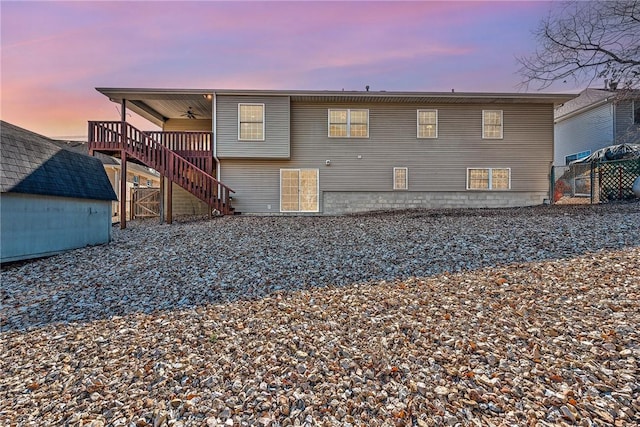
[88,121,234,221]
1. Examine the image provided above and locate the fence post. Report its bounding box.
[130,189,135,220]
[619,166,623,199]
[550,166,555,205]
[590,162,594,204]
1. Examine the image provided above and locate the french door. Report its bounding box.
[280,169,319,212]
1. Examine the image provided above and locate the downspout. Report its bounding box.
[213,92,220,182]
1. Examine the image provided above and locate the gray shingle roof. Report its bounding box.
[48,139,160,177]
[1,121,117,201]
[49,139,119,165]
[554,89,614,119]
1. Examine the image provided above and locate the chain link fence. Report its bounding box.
[551,158,640,204]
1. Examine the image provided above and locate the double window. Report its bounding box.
[417,110,438,138]
[238,103,265,141]
[565,150,590,165]
[328,109,369,138]
[482,110,503,139]
[467,168,510,190]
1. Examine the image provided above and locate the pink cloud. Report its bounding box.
[1,1,554,138]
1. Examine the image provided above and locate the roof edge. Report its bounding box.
[96,87,576,103]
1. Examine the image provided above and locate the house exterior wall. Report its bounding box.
[165,182,209,216]
[221,100,555,214]
[217,95,290,159]
[1,193,112,263]
[614,100,640,143]
[554,102,614,165]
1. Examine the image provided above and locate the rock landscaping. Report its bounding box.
[1,202,639,426]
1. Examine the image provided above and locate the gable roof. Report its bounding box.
[554,88,615,121]
[1,121,117,201]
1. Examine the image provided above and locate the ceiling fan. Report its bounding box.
[181,107,197,119]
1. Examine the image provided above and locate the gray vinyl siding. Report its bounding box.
[164,183,209,216]
[222,101,555,214]
[554,103,614,165]
[614,100,640,143]
[216,95,290,159]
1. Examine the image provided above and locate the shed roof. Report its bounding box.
[1,121,117,201]
[49,139,119,166]
[49,139,160,178]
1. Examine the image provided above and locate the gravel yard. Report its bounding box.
[1,202,639,426]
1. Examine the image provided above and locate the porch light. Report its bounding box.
[203,94,213,100]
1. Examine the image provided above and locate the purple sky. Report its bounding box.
[1,1,581,139]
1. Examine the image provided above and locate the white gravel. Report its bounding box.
[1,202,639,426]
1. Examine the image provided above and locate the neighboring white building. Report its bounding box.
[554,88,640,166]
[1,121,117,263]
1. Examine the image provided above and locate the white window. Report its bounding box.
[467,168,510,190]
[482,110,503,139]
[417,110,438,138]
[280,169,319,212]
[393,167,408,190]
[328,109,369,138]
[565,150,591,165]
[146,179,152,187]
[133,175,139,187]
[238,103,265,141]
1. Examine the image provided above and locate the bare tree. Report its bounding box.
[518,1,640,90]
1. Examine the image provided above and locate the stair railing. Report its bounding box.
[88,121,234,214]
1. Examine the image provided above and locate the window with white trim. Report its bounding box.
[238,103,265,141]
[467,168,510,190]
[280,169,319,212]
[482,110,503,139]
[328,109,369,138]
[417,110,438,138]
[565,150,590,165]
[393,167,408,190]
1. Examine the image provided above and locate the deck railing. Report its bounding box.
[144,131,213,173]
[88,121,234,214]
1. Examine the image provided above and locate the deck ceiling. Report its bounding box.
[97,89,214,127]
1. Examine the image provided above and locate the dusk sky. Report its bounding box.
[1,1,585,139]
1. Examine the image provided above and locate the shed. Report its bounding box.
[1,121,117,263]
